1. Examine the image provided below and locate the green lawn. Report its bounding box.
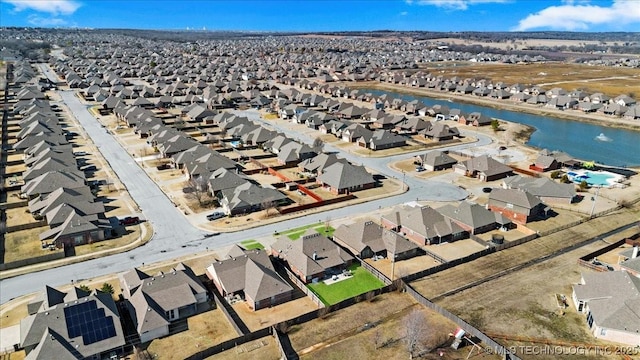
[307,264,385,305]
[278,223,335,240]
[240,239,264,250]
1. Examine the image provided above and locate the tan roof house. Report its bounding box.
[119,263,207,343]
[271,230,354,283]
[206,247,294,311]
[333,220,420,260]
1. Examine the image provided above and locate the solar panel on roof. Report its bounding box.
[63,299,117,345]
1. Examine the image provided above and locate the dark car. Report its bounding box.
[119,216,140,226]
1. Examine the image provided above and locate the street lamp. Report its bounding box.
[402,170,406,191]
[589,185,601,218]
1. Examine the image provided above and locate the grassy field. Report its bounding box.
[3,226,59,264]
[418,62,640,97]
[240,239,264,250]
[278,223,335,240]
[308,264,385,305]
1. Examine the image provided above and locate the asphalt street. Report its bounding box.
[0,92,484,303]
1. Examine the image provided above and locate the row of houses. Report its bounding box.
[10,85,111,249]
[379,70,640,120]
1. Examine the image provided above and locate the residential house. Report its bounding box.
[503,175,576,204]
[333,220,420,260]
[488,188,549,224]
[358,130,407,150]
[420,122,460,142]
[381,205,467,245]
[218,182,289,215]
[454,155,514,182]
[20,286,125,360]
[206,247,294,311]
[317,162,375,195]
[298,153,349,175]
[416,150,457,171]
[271,230,354,283]
[119,263,207,343]
[437,201,511,235]
[572,271,640,346]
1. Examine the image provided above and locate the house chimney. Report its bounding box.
[312,251,317,261]
[633,246,639,259]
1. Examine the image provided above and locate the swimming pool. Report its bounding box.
[568,170,624,187]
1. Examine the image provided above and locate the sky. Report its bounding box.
[1,0,639,32]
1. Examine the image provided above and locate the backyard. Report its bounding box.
[307,264,385,306]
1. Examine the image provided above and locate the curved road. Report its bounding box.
[0,93,491,304]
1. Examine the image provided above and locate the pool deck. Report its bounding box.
[568,169,625,188]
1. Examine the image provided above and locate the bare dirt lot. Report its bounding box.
[208,335,280,360]
[365,255,441,280]
[439,238,637,360]
[146,307,238,359]
[233,295,319,332]
[288,292,417,351]
[293,293,495,360]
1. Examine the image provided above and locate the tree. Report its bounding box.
[550,170,561,179]
[312,136,325,153]
[579,180,589,191]
[261,198,276,218]
[185,176,209,207]
[78,284,91,293]
[100,283,114,294]
[560,174,570,184]
[491,119,500,132]
[403,309,427,359]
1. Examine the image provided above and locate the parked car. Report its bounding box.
[73,151,87,156]
[415,166,425,172]
[156,164,170,170]
[119,216,140,226]
[206,212,225,221]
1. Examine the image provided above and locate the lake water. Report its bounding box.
[364,89,640,167]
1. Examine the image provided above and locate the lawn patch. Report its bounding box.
[279,223,335,240]
[307,264,385,305]
[240,239,264,250]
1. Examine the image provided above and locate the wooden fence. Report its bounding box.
[5,220,46,233]
[281,265,325,308]
[403,281,520,360]
[0,251,65,271]
[357,256,392,285]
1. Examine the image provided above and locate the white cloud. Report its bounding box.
[409,0,508,11]
[3,0,81,15]
[400,11,409,15]
[27,14,69,26]
[514,0,640,31]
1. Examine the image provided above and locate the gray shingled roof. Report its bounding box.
[20,290,125,360]
[573,271,640,333]
[437,201,510,230]
[489,188,544,209]
[317,162,375,191]
[206,249,293,303]
[503,175,575,201]
[272,229,353,278]
[333,220,418,257]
